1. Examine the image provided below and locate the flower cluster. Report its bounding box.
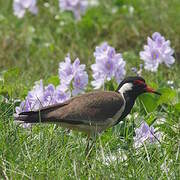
[134,121,161,148]
[91,42,126,89]
[59,0,88,20]
[140,32,175,72]
[13,0,38,18]
[58,55,88,96]
[15,54,88,117]
[15,80,71,114]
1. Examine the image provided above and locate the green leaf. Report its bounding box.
[105,79,117,91]
[4,68,20,84]
[47,76,60,86]
[139,93,158,113]
[0,79,3,91]
[156,124,176,137]
[114,0,126,7]
[0,95,4,103]
[174,103,180,112]
[157,88,176,105]
[146,113,156,126]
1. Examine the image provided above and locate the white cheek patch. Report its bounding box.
[118,83,133,94]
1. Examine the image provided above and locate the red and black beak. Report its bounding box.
[145,85,161,95]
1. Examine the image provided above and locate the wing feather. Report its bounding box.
[47,91,124,125]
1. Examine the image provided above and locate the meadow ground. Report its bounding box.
[0,0,180,179]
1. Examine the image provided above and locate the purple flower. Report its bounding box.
[58,54,88,96]
[72,72,88,96]
[42,83,71,106]
[59,0,88,20]
[140,32,175,72]
[15,80,72,129]
[140,45,160,72]
[13,0,38,18]
[43,84,56,106]
[15,100,31,114]
[114,58,126,84]
[160,41,175,67]
[91,42,126,89]
[134,121,161,148]
[25,80,44,110]
[55,85,71,103]
[15,80,71,115]
[59,55,74,87]
[15,80,43,129]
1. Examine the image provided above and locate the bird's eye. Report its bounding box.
[134,80,144,85]
[134,80,146,89]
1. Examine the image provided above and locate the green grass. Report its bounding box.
[0,0,180,179]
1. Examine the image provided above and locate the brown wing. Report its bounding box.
[46,91,124,125]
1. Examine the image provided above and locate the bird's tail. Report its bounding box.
[14,102,68,124]
[14,110,48,123]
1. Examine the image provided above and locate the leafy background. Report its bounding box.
[0,0,179,179]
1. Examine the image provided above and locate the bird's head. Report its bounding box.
[117,76,161,99]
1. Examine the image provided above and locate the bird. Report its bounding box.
[15,76,161,154]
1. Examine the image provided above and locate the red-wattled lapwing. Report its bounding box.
[15,76,161,154]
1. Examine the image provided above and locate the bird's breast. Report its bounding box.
[106,100,126,127]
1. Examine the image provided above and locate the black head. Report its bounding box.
[116,76,161,98]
